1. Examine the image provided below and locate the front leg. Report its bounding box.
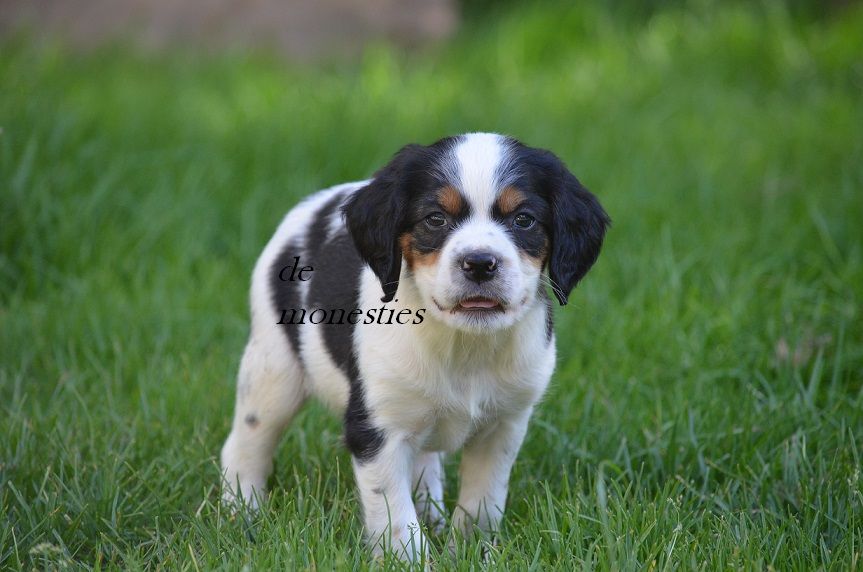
[413,451,445,533]
[453,408,532,538]
[353,437,427,561]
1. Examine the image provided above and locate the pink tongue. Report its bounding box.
[460,298,499,309]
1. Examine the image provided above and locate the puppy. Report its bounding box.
[220,132,609,559]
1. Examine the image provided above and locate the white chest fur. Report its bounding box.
[354,270,555,452]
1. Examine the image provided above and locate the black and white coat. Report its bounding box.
[220,132,609,559]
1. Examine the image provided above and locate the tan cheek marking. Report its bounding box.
[497,186,526,215]
[412,248,441,268]
[400,233,415,270]
[437,185,463,216]
[401,233,440,269]
[522,253,545,269]
[519,237,549,269]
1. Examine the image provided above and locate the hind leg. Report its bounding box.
[220,329,306,508]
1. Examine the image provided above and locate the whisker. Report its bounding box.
[539,274,567,302]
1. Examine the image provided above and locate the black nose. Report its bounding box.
[461,252,499,283]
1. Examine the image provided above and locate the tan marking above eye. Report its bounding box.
[497,186,526,215]
[436,185,464,216]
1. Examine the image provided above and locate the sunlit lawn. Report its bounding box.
[2,2,862,568]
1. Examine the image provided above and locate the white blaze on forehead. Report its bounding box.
[452,133,508,218]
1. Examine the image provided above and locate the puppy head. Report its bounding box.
[343,133,610,332]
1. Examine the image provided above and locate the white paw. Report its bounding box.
[370,523,429,562]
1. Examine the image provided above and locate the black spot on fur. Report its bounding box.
[270,239,305,354]
[244,413,259,428]
[344,380,385,463]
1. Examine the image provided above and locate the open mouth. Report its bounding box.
[452,297,505,313]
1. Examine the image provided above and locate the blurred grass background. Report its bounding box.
[2,0,862,568]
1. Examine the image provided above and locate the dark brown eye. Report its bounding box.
[425,212,447,228]
[513,213,535,229]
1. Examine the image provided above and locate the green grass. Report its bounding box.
[2,1,862,569]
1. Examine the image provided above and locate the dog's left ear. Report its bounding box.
[343,144,426,303]
[528,150,610,305]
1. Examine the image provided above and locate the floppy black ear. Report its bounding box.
[342,145,425,303]
[524,150,609,305]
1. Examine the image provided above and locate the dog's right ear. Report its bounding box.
[342,144,427,303]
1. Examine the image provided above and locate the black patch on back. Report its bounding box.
[307,234,363,374]
[305,192,385,462]
[270,239,305,354]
